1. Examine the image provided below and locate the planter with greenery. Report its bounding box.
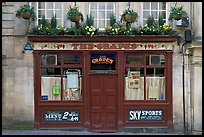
[67,3,84,27]
[15,4,36,21]
[120,2,138,28]
[168,5,188,21]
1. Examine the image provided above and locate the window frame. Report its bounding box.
[88,2,116,31]
[141,2,168,26]
[35,2,64,26]
[39,51,84,102]
[124,52,167,102]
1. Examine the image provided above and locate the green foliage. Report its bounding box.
[67,5,84,22]
[139,24,177,35]
[50,14,57,28]
[67,27,83,35]
[86,14,94,26]
[109,13,116,27]
[146,15,155,26]
[158,15,165,26]
[15,4,36,21]
[168,6,187,21]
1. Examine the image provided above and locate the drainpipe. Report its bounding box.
[182,43,186,135]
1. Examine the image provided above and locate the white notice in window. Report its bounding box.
[66,72,79,88]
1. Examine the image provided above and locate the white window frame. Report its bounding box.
[141,2,168,26]
[88,2,116,31]
[36,2,64,27]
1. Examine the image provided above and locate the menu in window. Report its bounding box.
[66,72,79,88]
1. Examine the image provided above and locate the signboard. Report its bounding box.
[128,109,164,121]
[34,42,175,51]
[44,110,80,122]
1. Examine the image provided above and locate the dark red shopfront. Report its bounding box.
[29,36,177,132]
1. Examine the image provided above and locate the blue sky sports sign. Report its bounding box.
[128,109,164,121]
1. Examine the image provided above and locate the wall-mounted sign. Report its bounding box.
[128,109,163,121]
[44,110,80,122]
[90,53,116,70]
[34,42,175,50]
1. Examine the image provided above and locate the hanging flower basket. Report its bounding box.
[21,12,32,20]
[124,14,137,23]
[69,15,82,22]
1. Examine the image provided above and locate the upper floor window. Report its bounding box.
[36,2,64,26]
[89,2,116,30]
[142,2,167,25]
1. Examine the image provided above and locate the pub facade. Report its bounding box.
[2,2,202,134]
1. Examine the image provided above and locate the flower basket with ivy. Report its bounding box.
[15,4,36,21]
[168,5,187,21]
[67,4,84,27]
[120,2,138,28]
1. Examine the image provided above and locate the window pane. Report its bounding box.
[159,2,166,10]
[146,54,165,65]
[151,11,158,19]
[143,2,150,9]
[64,55,80,64]
[41,68,61,101]
[41,54,61,66]
[126,54,143,64]
[46,2,53,9]
[125,68,144,100]
[55,2,62,9]
[151,2,158,10]
[146,68,165,100]
[99,20,105,28]
[55,11,61,18]
[99,11,105,19]
[159,11,166,19]
[47,10,55,18]
[38,10,45,18]
[107,2,114,9]
[143,11,150,19]
[91,53,116,70]
[90,2,97,9]
[63,68,82,101]
[41,77,62,101]
[99,2,105,9]
[38,2,45,9]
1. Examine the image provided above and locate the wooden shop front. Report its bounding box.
[28,35,177,132]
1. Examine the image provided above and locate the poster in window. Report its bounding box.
[66,72,79,88]
[128,71,140,89]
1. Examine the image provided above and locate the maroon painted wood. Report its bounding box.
[30,35,177,131]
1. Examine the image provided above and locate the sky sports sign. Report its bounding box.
[128,109,164,121]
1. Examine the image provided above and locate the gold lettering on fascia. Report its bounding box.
[34,42,174,50]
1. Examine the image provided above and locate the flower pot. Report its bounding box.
[21,12,32,20]
[124,14,137,23]
[69,16,81,22]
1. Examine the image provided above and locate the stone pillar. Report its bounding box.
[187,43,202,134]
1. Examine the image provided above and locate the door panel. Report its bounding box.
[90,75,117,132]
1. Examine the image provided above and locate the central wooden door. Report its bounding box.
[90,74,118,132]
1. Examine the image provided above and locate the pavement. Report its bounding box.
[2,129,185,135]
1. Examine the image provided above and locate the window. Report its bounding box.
[40,53,83,101]
[142,2,167,25]
[36,2,64,26]
[124,53,166,101]
[89,2,116,30]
